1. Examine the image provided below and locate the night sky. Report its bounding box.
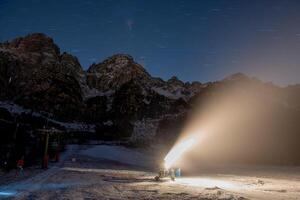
[0,0,300,86]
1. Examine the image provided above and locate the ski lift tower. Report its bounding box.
[36,127,63,169]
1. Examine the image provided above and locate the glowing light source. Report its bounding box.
[164,137,196,169]
[0,191,17,197]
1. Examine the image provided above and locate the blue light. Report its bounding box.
[0,191,17,197]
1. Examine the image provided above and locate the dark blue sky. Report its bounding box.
[0,0,300,85]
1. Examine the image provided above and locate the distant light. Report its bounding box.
[164,137,196,169]
[0,191,17,197]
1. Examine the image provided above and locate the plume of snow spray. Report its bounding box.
[164,137,196,169]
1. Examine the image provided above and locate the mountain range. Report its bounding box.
[1,33,300,164]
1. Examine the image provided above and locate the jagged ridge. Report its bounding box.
[0,33,300,163]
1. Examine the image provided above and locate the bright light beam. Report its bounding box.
[164,137,196,169]
[0,191,17,197]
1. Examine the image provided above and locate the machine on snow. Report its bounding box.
[154,167,181,181]
[155,137,196,181]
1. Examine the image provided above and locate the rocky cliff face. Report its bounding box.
[0,33,85,120]
[0,34,201,140]
[86,54,151,91]
[1,33,300,162]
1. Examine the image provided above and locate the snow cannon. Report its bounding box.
[154,161,181,181]
[154,168,176,181]
[155,137,196,181]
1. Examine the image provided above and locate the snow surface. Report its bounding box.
[1,145,300,200]
[78,145,151,167]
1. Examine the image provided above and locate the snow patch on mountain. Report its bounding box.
[0,101,95,132]
[151,87,184,99]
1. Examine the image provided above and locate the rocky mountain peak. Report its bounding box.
[86,54,151,91]
[167,76,184,86]
[0,33,84,120]
[224,72,250,82]
[3,33,60,56]
[60,52,84,75]
[88,54,141,72]
[102,54,134,65]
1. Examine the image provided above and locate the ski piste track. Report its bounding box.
[0,145,300,200]
[0,145,79,199]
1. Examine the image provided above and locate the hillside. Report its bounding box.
[0,33,300,165]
